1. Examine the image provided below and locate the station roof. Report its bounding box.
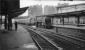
[37,10,85,18]
[55,10,85,17]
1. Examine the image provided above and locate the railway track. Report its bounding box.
[24,26,59,50]
[35,28,85,46]
[22,25,85,50]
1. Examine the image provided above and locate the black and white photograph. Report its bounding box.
[0,0,85,50]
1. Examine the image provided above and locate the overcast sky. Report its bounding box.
[20,1,85,7]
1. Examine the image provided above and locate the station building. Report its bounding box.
[52,3,85,27]
[35,3,85,43]
[36,3,85,27]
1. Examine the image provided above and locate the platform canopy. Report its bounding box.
[8,7,29,18]
[0,0,20,15]
[56,10,85,17]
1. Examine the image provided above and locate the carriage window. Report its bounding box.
[80,16,85,24]
[53,17,61,25]
[53,16,85,26]
[68,17,77,25]
[60,16,77,25]
[64,17,69,24]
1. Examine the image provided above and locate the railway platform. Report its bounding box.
[0,25,38,50]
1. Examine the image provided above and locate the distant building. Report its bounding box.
[28,5,42,17]
[28,5,43,24]
[44,6,57,15]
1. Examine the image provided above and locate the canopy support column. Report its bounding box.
[77,16,80,27]
[62,16,64,25]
